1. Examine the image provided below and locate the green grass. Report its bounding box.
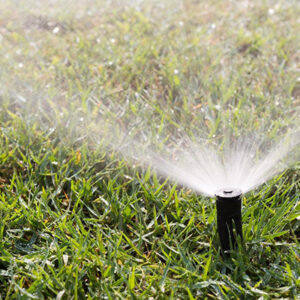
[0,0,300,299]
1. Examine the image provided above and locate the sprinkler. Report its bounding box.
[215,188,243,254]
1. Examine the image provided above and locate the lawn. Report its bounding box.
[0,0,299,299]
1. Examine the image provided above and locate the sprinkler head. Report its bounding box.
[215,188,243,254]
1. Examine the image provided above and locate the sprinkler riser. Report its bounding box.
[215,189,243,253]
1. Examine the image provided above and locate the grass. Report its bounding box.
[0,0,300,298]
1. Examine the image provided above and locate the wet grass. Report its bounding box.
[0,0,300,299]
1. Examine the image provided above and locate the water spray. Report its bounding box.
[215,188,243,254]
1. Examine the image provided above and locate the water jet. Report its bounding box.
[215,188,243,254]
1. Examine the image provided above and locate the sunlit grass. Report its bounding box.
[0,0,299,298]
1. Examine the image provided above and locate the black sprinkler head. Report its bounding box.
[215,188,243,254]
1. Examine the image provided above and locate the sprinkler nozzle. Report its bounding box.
[215,188,243,254]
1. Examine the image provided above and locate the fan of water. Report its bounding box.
[104,126,300,197]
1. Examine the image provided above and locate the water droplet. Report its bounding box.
[268,8,275,15]
[16,95,27,103]
[52,27,60,34]
[63,255,68,265]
